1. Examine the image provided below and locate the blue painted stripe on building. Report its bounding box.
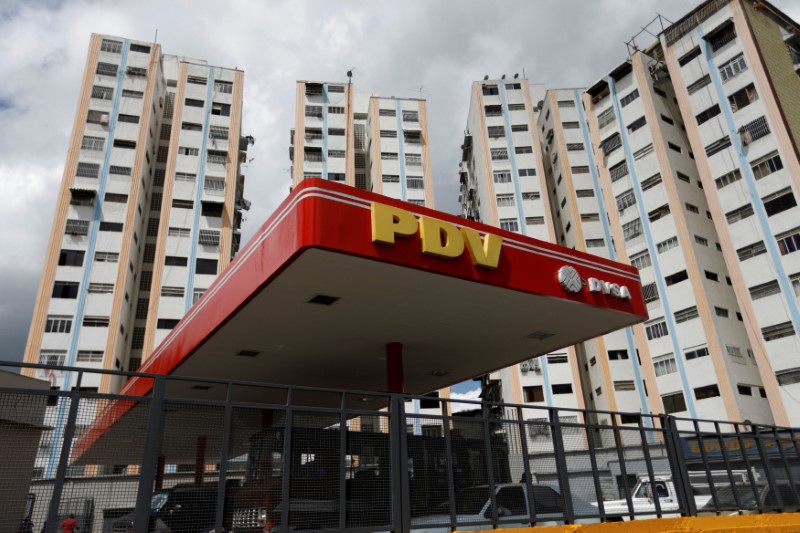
[395,100,407,201]
[322,83,329,180]
[698,27,800,336]
[608,76,697,418]
[540,358,553,406]
[573,89,651,421]
[497,83,527,235]
[185,67,216,313]
[47,40,131,477]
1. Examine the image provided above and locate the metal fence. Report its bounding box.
[1,361,799,533]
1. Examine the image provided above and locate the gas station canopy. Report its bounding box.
[125,178,646,398]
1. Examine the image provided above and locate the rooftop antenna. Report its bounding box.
[346,67,355,85]
[153,29,158,44]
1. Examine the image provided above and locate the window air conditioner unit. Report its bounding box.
[100,114,110,126]
[531,359,541,372]
[520,362,530,373]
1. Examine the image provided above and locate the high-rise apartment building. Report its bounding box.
[23,34,247,399]
[582,49,771,424]
[289,80,444,427]
[658,0,800,425]
[458,79,589,417]
[468,0,800,427]
[290,81,434,208]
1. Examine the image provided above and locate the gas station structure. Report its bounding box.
[74,178,647,462]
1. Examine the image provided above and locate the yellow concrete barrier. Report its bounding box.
[459,513,800,533]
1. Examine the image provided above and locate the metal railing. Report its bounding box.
[0,361,798,533]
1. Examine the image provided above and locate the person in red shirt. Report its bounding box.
[59,514,78,533]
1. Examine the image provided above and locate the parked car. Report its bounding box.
[408,483,599,532]
[112,480,240,533]
[698,481,800,515]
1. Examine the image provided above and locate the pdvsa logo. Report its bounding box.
[557,266,632,300]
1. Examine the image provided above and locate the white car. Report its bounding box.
[409,483,600,532]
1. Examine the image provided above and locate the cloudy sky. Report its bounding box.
[2,0,799,380]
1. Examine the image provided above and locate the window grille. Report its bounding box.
[198,229,221,246]
[487,126,505,138]
[81,136,104,151]
[719,53,747,82]
[739,116,770,145]
[328,150,345,158]
[161,286,185,297]
[657,236,678,254]
[402,110,419,122]
[736,241,766,261]
[407,177,424,190]
[620,89,639,107]
[674,306,699,323]
[616,190,636,211]
[630,250,651,270]
[597,107,616,129]
[131,328,145,350]
[65,219,90,236]
[77,350,104,363]
[136,299,149,320]
[761,321,795,341]
[168,227,191,237]
[91,85,113,100]
[645,320,669,340]
[379,109,396,117]
[187,75,207,85]
[209,126,229,140]
[179,147,199,156]
[405,154,422,166]
[100,39,122,53]
[622,218,642,241]
[207,150,227,164]
[204,178,225,194]
[484,105,502,117]
[88,283,114,294]
[600,133,621,155]
[490,148,508,160]
[39,350,66,366]
[126,66,147,77]
[96,62,118,76]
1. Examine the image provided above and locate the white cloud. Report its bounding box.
[449,388,482,412]
[2,0,799,363]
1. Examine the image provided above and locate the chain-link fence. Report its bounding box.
[1,361,798,533]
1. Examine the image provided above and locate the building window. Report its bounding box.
[523,386,544,403]
[187,75,207,85]
[685,347,710,360]
[196,258,218,275]
[576,189,594,198]
[518,168,536,177]
[39,350,66,366]
[629,250,651,270]
[707,21,736,51]
[695,384,721,400]
[522,192,540,201]
[763,188,797,217]
[585,239,605,247]
[620,89,640,107]
[407,177,424,190]
[178,146,199,156]
[490,148,509,160]
[161,286,184,298]
[210,102,231,116]
[355,174,367,190]
[109,165,131,176]
[657,236,678,254]
[327,106,344,115]
[512,124,529,132]
[597,107,616,129]
[751,151,783,180]
[100,39,122,53]
[83,316,110,327]
[761,321,795,341]
[90,85,113,101]
[705,136,732,157]
[139,270,152,291]
[515,146,533,154]
[157,319,179,330]
[678,46,702,66]
[164,256,188,266]
[728,84,758,112]
[616,190,636,211]
[776,227,800,256]
[207,150,227,165]
[715,306,730,318]
[96,62,118,76]
[45,315,72,334]
[496,194,515,207]
[95,251,118,263]
[193,289,206,304]
[379,108,396,117]
[402,110,419,122]
[627,117,646,134]
[609,161,629,182]
[687,74,711,95]
[645,320,668,340]
[382,175,400,183]
[565,143,584,152]
[168,227,191,237]
[614,380,635,391]
[608,350,629,361]
[739,116,770,145]
[99,221,123,232]
[76,350,104,363]
[719,53,747,82]
[76,162,100,179]
[600,133,621,155]
[654,354,678,377]
[493,171,512,184]
[172,199,194,210]
[184,98,204,108]
[499,218,519,232]
[381,152,398,160]
[484,105,502,117]
[327,150,345,159]
[705,270,719,282]
[725,203,754,224]
[552,383,573,394]
[622,218,642,241]
[665,270,688,286]
[126,66,147,77]
[642,282,659,304]
[737,241,767,261]
[634,143,655,160]
[695,235,709,246]
[380,130,397,138]
[88,283,114,294]
[776,368,800,386]
[58,249,85,267]
[104,193,128,203]
[405,154,422,167]
[526,216,545,226]
[198,229,220,246]
[715,169,742,189]
[662,392,686,414]
[641,173,662,191]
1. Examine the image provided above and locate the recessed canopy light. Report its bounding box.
[360,397,376,403]
[191,385,211,390]
[237,350,260,357]
[308,294,339,306]
[428,370,449,377]
[527,331,555,340]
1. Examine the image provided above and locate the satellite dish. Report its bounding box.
[483,75,489,80]
[513,73,519,79]
[536,100,544,111]
[501,74,506,80]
